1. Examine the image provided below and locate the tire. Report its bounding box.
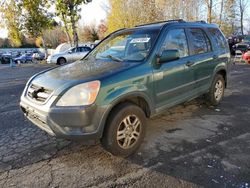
[57,57,66,65]
[25,60,32,64]
[205,74,225,106]
[101,103,147,157]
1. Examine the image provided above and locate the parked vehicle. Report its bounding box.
[32,52,46,61]
[243,51,250,64]
[232,42,250,54]
[14,53,33,64]
[228,35,248,55]
[0,53,12,64]
[20,20,230,156]
[47,46,92,65]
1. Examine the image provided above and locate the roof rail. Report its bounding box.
[135,19,185,27]
[195,20,207,24]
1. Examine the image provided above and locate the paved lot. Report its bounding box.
[0,63,249,188]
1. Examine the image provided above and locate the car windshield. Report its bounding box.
[89,28,160,62]
[243,36,250,42]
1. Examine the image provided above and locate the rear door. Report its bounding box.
[153,27,196,111]
[72,47,82,61]
[74,47,90,61]
[186,28,215,93]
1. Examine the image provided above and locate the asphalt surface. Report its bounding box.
[0,63,249,188]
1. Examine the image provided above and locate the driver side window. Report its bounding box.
[161,29,189,58]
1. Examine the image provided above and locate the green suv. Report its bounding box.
[20,20,230,156]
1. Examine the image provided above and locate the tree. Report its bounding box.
[22,0,53,38]
[220,0,237,36]
[79,24,99,42]
[0,38,5,47]
[42,27,68,48]
[237,0,248,35]
[55,0,92,47]
[107,0,164,34]
[97,20,108,40]
[204,0,214,23]
[21,0,54,56]
[0,0,23,47]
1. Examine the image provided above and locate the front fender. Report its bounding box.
[96,84,154,138]
[104,84,154,110]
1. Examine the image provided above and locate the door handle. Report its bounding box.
[186,61,195,67]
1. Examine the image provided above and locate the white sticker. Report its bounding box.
[130,38,150,43]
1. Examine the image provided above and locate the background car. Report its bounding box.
[32,52,46,61]
[232,42,250,53]
[0,53,12,64]
[47,46,92,65]
[228,35,250,55]
[243,51,250,64]
[14,53,33,64]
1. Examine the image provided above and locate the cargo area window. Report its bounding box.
[208,28,227,50]
[188,28,212,55]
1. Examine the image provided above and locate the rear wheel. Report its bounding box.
[101,103,147,157]
[25,60,32,64]
[205,74,225,106]
[57,57,66,65]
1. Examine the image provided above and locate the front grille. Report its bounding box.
[27,84,53,103]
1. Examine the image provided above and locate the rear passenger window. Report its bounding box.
[161,29,189,58]
[208,28,227,50]
[188,28,212,55]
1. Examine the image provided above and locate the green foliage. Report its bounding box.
[0,0,23,47]
[55,0,92,47]
[107,0,164,34]
[22,0,54,38]
[79,24,99,42]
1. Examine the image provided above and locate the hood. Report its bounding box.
[31,57,137,91]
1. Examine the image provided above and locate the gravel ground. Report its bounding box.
[0,63,249,188]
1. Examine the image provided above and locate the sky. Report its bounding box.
[0,0,109,39]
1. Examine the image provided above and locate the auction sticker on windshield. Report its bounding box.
[130,38,150,43]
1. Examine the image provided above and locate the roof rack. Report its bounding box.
[135,19,186,27]
[195,20,207,24]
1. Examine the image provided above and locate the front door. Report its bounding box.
[153,28,196,112]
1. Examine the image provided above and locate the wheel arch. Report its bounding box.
[215,68,227,88]
[57,57,67,64]
[98,92,154,138]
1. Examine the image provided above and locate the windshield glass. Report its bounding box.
[244,36,250,42]
[89,28,160,62]
[66,47,75,53]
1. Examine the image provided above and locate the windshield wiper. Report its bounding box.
[103,55,123,62]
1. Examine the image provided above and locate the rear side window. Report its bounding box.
[208,28,227,50]
[80,47,91,52]
[188,28,212,55]
[161,29,189,58]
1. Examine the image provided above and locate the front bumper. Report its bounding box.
[20,95,107,140]
[46,56,57,64]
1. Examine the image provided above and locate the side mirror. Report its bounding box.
[157,49,180,64]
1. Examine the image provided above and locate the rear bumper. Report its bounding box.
[20,96,107,140]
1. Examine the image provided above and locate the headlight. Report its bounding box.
[56,80,100,106]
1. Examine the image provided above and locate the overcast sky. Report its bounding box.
[0,0,109,38]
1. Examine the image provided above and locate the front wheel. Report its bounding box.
[101,103,147,157]
[57,57,66,65]
[205,74,225,106]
